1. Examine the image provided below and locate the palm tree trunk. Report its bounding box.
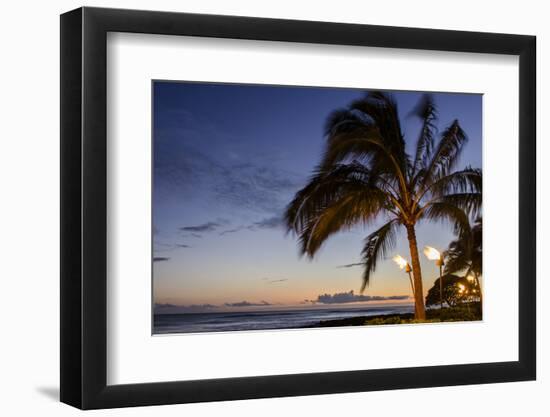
[405,224,426,320]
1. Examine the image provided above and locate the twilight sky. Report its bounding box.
[152,81,482,313]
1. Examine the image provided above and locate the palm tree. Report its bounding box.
[444,216,483,303]
[285,92,482,320]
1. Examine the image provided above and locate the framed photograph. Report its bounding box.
[60,6,536,409]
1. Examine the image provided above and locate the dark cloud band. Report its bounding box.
[315,290,409,304]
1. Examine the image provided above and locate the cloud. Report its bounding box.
[252,216,284,229]
[263,278,288,284]
[179,219,230,238]
[180,233,203,239]
[315,290,410,304]
[211,162,301,215]
[154,242,192,252]
[154,303,218,314]
[154,130,303,216]
[155,299,274,313]
[219,226,246,235]
[180,222,221,233]
[224,300,272,308]
[219,216,284,236]
[153,257,170,262]
[153,242,174,252]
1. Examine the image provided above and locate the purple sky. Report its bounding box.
[152,81,482,313]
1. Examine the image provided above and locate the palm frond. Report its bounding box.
[472,217,483,273]
[300,190,386,257]
[322,107,401,176]
[321,92,413,201]
[324,108,371,137]
[420,201,471,239]
[360,219,400,291]
[285,164,390,257]
[422,120,468,188]
[444,217,482,275]
[444,239,471,274]
[286,164,381,232]
[435,192,482,219]
[410,94,437,175]
[426,167,482,198]
[350,91,408,170]
[320,132,390,172]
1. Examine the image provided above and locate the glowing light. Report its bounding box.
[458,283,466,293]
[467,274,475,282]
[423,246,441,261]
[392,255,409,270]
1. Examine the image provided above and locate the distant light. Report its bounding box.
[392,255,409,270]
[458,283,466,293]
[467,274,475,282]
[423,246,441,261]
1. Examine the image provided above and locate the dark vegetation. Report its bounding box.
[312,302,482,328]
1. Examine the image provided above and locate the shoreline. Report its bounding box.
[154,303,482,333]
[306,312,414,328]
[306,303,482,327]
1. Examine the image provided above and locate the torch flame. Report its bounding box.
[392,255,409,270]
[423,246,441,261]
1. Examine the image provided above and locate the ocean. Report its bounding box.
[153,303,414,334]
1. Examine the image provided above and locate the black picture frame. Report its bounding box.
[60,6,536,410]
